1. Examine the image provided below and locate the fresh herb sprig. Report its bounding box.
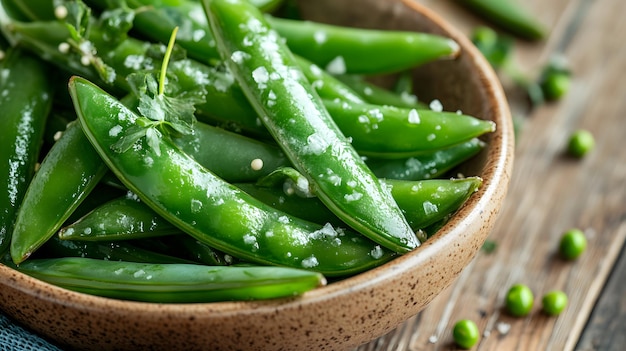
[112,27,205,156]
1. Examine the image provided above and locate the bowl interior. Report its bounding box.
[0,1,513,350]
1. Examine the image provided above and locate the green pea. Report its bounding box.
[541,72,570,101]
[505,284,534,317]
[559,228,587,260]
[452,319,480,349]
[567,130,595,158]
[542,290,568,315]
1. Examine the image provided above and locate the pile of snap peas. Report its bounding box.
[0,0,495,303]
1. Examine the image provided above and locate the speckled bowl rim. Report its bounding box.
[0,0,513,343]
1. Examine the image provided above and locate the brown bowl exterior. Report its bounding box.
[0,0,514,350]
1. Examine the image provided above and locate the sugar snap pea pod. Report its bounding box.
[324,99,495,158]
[64,183,128,224]
[115,0,363,103]
[0,48,53,255]
[85,0,283,65]
[367,138,486,180]
[335,74,425,109]
[59,196,180,241]
[85,0,455,75]
[266,15,460,74]
[246,168,482,231]
[10,122,109,264]
[174,122,290,182]
[237,179,480,233]
[36,236,195,264]
[55,174,481,245]
[294,55,364,104]
[205,0,418,252]
[16,257,326,302]
[455,0,546,41]
[137,235,237,266]
[70,76,396,276]
[387,177,482,230]
[105,115,485,184]
[236,183,344,228]
[128,107,486,182]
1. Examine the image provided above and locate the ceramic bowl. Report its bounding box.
[0,0,513,350]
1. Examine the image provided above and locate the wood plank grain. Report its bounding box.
[356,0,626,350]
[575,245,626,351]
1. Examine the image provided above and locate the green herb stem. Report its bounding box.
[159,26,178,96]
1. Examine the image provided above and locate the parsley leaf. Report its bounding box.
[112,27,206,155]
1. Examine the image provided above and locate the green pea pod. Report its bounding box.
[9,122,108,264]
[138,235,237,266]
[184,122,486,182]
[60,175,481,245]
[324,99,495,158]
[59,196,180,241]
[266,16,459,74]
[64,183,128,224]
[0,48,53,254]
[335,74,425,109]
[366,138,486,180]
[85,0,456,74]
[242,176,482,231]
[388,177,482,230]
[205,0,418,252]
[36,236,195,264]
[85,0,283,65]
[237,183,344,228]
[456,0,546,41]
[70,76,396,276]
[16,257,325,302]
[294,55,365,104]
[111,116,486,184]
[84,0,396,105]
[174,122,290,183]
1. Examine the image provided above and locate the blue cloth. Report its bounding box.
[0,313,63,351]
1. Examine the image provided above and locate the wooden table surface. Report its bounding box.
[357,0,626,350]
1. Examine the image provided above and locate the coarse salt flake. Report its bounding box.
[313,31,327,45]
[301,255,319,268]
[108,125,123,137]
[231,51,250,64]
[408,109,420,124]
[429,99,443,112]
[344,191,363,202]
[370,245,384,259]
[252,66,270,90]
[325,56,346,75]
[496,322,511,335]
[309,64,323,77]
[422,201,438,215]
